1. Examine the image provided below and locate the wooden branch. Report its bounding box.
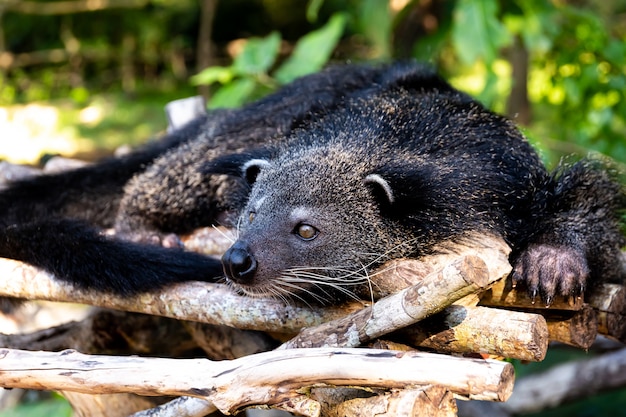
[0,48,115,69]
[588,283,626,342]
[501,347,626,415]
[0,233,510,338]
[0,347,515,415]
[395,305,548,361]
[279,255,494,349]
[311,386,458,417]
[0,258,365,333]
[544,304,598,349]
[359,232,512,299]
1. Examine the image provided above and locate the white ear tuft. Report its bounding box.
[365,173,395,204]
[242,159,272,184]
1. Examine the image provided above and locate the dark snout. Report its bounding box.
[222,240,257,284]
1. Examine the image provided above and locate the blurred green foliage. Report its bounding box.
[191,12,347,108]
[1,0,624,168]
[0,393,72,417]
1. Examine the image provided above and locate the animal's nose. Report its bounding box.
[221,241,257,284]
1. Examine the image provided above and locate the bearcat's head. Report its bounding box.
[207,143,420,303]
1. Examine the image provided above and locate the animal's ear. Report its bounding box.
[365,162,440,217]
[201,149,272,185]
[364,174,396,210]
[241,159,271,185]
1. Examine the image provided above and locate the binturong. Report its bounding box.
[0,61,623,307]
[208,63,625,305]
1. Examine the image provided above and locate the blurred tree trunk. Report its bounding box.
[196,0,218,99]
[393,0,446,59]
[506,35,531,126]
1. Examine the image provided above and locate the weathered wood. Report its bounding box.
[479,276,584,311]
[588,283,626,342]
[312,386,457,417]
[396,305,548,361]
[357,232,512,299]
[544,305,598,349]
[0,258,366,333]
[279,256,493,349]
[0,347,515,415]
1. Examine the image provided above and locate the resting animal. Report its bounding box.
[0,62,624,305]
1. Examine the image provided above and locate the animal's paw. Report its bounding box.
[512,244,589,306]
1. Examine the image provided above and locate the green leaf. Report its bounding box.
[273,13,347,84]
[189,66,236,86]
[306,0,324,23]
[208,77,257,109]
[451,0,512,65]
[232,31,282,76]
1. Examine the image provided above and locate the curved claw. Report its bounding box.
[512,243,589,305]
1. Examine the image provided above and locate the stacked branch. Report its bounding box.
[0,347,515,416]
[0,227,624,415]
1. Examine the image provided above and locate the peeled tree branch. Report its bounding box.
[0,347,515,415]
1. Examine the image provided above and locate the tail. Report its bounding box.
[513,158,625,301]
[0,219,223,295]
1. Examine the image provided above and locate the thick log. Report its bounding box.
[587,283,626,342]
[355,232,512,299]
[396,305,548,361]
[279,256,493,349]
[0,347,515,415]
[544,305,598,348]
[312,386,457,417]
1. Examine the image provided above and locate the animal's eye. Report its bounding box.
[294,223,318,241]
[249,211,256,223]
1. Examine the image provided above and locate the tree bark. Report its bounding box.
[0,347,515,415]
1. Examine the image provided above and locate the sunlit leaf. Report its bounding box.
[306,0,324,23]
[190,66,236,86]
[451,0,512,64]
[233,31,282,76]
[208,78,256,109]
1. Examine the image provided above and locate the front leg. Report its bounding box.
[512,160,625,305]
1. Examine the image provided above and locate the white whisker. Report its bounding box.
[211,225,235,244]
